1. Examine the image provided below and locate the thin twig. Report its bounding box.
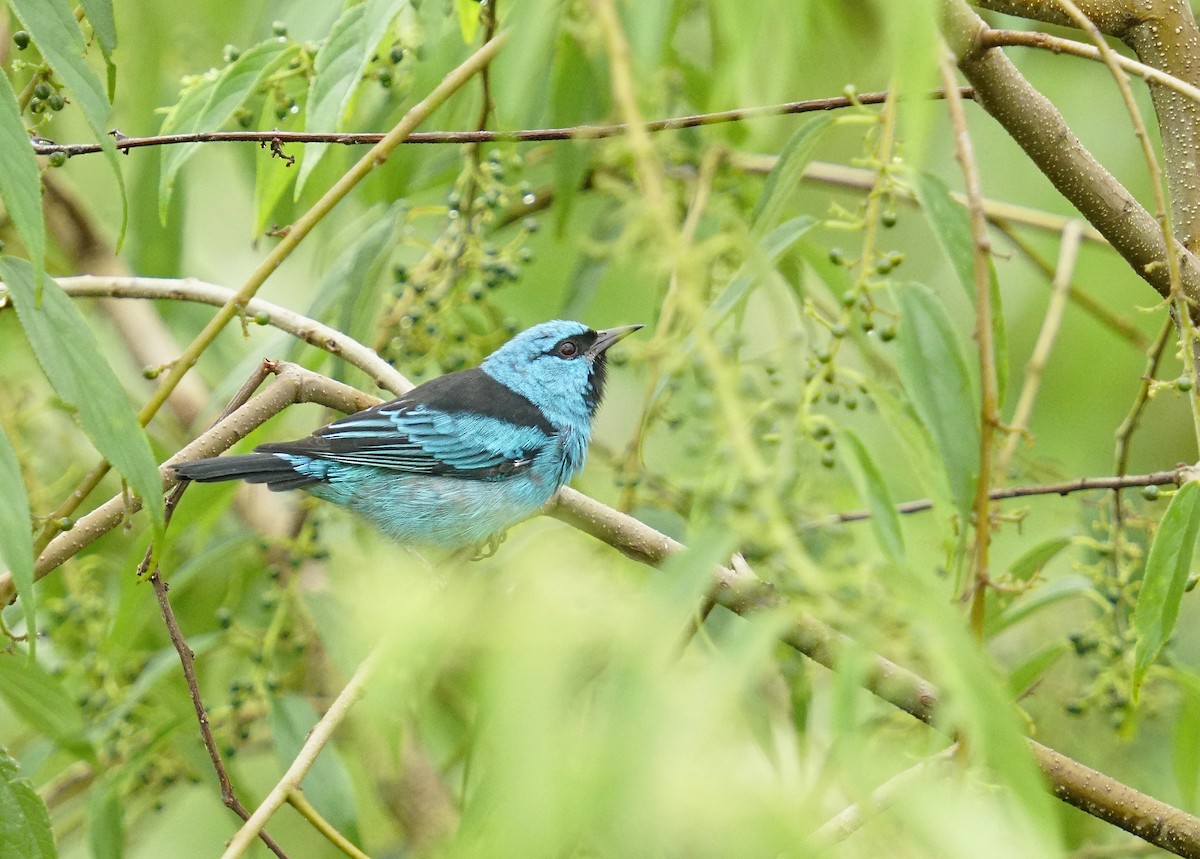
[810,744,959,847]
[23,275,411,396]
[940,52,998,637]
[994,222,1147,350]
[143,364,290,859]
[222,644,385,859]
[31,89,976,158]
[287,790,372,859]
[980,28,1200,106]
[808,468,1188,527]
[998,220,1084,473]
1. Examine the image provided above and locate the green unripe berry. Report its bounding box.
[48,94,65,111]
[820,452,837,469]
[216,608,233,629]
[1177,375,1194,392]
[254,310,271,325]
[830,323,847,339]
[48,151,67,168]
[56,517,74,531]
[389,46,406,63]
[828,247,845,266]
[142,365,160,380]
[1142,484,1160,501]
[879,325,897,342]
[271,20,288,36]
[13,31,30,50]
[378,70,392,88]
[881,209,898,228]
[522,217,539,233]
[33,82,52,100]
[223,45,241,62]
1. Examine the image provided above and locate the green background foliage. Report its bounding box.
[0,1,1198,857]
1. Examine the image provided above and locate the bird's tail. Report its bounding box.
[172,453,318,492]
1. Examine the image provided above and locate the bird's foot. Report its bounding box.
[472,531,508,561]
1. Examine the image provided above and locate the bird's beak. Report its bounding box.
[587,324,644,358]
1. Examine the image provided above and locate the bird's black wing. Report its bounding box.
[257,369,556,480]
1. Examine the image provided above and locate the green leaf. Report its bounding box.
[0,260,165,543]
[87,781,122,859]
[894,282,979,517]
[0,745,56,859]
[0,425,36,655]
[1006,640,1068,698]
[0,655,94,762]
[456,0,481,42]
[295,0,408,198]
[10,0,125,243]
[78,0,117,56]
[159,39,296,220]
[1133,481,1200,695]
[751,115,832,234]
[1173,669,1200,809]
[491,0,562,128]
[987,575,1091,638]
[710,216,816,323]
[838,429,905,563]
[253,97,304,238]
[912,170,1008,407]
[1009,536,1072,583]
[271,695,360,841]
[0,71,44,284]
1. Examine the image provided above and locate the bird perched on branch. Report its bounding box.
[173,320,642,553]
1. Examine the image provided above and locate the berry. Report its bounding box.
[33,82,52,100]
[48,151,67,168]
[13,30,30,50]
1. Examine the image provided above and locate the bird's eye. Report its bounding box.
[556,340,579,358]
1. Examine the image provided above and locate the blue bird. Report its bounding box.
[173,320,642,552]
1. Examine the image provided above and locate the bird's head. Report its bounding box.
[481,320,642,428]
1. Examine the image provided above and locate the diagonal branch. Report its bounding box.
[942,0,1200,305]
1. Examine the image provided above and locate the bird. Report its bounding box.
[173,320,642,552]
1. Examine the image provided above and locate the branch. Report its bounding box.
[32,89,975,158]
[39,275,411,396]
[549,488,1200,857]
[221,644,384,859]
[810,468,1188,526]
[942,0,1200,304]
[980,28,1200,106]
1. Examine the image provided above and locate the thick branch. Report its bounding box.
[943,0,1200,303]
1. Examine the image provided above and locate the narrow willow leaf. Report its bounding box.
[0,72,44,283]
[253,97,304,237]
[0,656,94,762]
[0,746,55,859]
[10,0,125,241]
[710,216,816,323]
[295,0,407,198]
[839,429,905,563]
[1007,640,1068,697]
[456,0,481,42]
[491,0,563,128]
[894,282,979,517]
[986,575,1091,638]
[0,260,165,542]
[1009,536,1073,582]
[271,695,360,841]
[1173,670,1200,809]
[912,170,1008,407]
[87,781,122,859]
[159,39,296,220]
[0,425,36,654]
[78,0,117,56]
[1133,481,1200,694]
[751,115,833,234]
